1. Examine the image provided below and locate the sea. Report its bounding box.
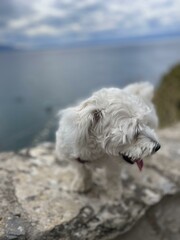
[0,39,180,151]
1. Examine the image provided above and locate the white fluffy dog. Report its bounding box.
[56,82,160,193]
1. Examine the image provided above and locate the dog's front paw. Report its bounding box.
[70,174,92,193]
[58,162,93,193]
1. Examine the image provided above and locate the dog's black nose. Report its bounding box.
[154,143,161,152]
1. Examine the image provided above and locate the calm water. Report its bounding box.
[0,39,180,151]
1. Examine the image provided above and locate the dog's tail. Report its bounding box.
[123,82,154,102]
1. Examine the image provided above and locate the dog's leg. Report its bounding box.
[92,158,122,198]
[57,159,93,193]
[103,159,122,199]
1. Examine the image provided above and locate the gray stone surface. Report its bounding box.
[0,124,180,240]
[116,193,180,240]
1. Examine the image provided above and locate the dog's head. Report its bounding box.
[74,86,160,171]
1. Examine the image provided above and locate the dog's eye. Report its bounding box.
[134,130,140,139]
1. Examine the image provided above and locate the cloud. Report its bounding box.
[0,0,180,48]
[25,25,59,37]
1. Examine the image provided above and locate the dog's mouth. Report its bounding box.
[122,154,144,171]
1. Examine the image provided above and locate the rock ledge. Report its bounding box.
[0,124,180,240]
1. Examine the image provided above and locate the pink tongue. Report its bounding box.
[136,159,144,171]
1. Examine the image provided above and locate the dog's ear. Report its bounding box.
[78,99,103,134]
[92,109,102,125]
[124,82,154,102]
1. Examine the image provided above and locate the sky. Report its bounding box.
[0,0,180,49]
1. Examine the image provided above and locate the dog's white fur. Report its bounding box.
[56,82,160,193]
